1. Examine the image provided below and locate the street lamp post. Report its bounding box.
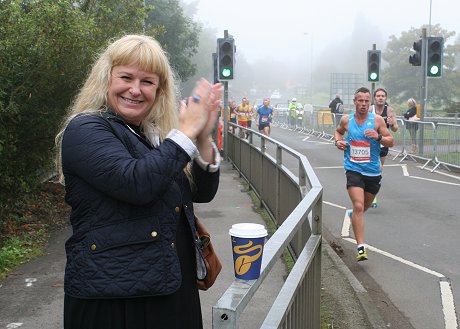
[303,33,313,104]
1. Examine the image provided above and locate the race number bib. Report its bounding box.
[261,116,269,123]
[350,140,370,163]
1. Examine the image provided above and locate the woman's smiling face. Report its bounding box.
[108,64,160,125]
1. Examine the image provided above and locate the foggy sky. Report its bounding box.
[186,0,458,66]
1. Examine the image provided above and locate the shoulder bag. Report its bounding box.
[195,217,222,291]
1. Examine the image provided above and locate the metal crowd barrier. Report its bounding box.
[213,123,323,329]
[433,123,460,170]
[276,108,460,172]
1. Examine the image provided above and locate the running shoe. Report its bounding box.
[356,246,368,262]
[347,209,353,218]
[371,196,378,208]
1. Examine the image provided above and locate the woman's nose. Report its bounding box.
[129,81,141,96]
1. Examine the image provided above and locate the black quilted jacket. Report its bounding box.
[61,112,219,298]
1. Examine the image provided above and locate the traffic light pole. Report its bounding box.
[420,28,427,122]
[371,44,376,96]
[418,28,428,154]
[223,81,228,160]
[222,30,229,160]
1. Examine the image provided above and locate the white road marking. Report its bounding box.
[6,324,23,329]
[408,175,460,187]
[25,278,37,287]
[322,201,346,209]
[440,280,458,329]
[316,163,460,186]
[324,198,459,328]
[402,164,409,176]
[343,237,444,278]
[315,166,344,169]
[341,234,457,329]
[342,212,351,238]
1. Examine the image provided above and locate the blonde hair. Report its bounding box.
[55,34,179,183]
[407,98,417,107]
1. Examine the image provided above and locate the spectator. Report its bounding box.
[403,98,419,154]
[329,94,344,127]
[55,34,222,329]
[329,94,344,114]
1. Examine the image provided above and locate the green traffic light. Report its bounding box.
[221,68,232,78]
[369,72,378,81]
[429,65,439,75]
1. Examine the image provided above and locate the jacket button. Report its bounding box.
[151,231,158,238]
[171,243,175,248]
[175,206,180,213]
[90,244,97,251]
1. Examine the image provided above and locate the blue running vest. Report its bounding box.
[344,113,381,176]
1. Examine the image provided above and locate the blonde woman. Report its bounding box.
[403,98,419,153]
[55,34,222,329]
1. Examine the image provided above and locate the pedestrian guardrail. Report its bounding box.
[272,109,460,172]
[213,123,323,329]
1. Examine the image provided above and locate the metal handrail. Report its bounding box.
[213,124,323,329]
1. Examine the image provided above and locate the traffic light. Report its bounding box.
[426,37,443,77]
[409,39,422,66]
[217,38,234,80]
[212,53,218,84]
[367,50,381,82]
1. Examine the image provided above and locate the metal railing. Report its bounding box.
[213,123,323,329]
[271,109,460,172]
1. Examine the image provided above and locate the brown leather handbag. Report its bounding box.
[195,217,222,291]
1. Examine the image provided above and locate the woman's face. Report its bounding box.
[108,64,160,125]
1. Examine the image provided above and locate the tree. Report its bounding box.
[383,24,460,111]
[0,0,99,240]
[77,0,146,46]
[145,0,201,82]
[0,0,95,196]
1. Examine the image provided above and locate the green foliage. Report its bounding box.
[0,234,45,280]
[382,24,460,110]
[145,0,201,82]
[0,0,202,237]
[0,0,95,219]
[77,0,146,44]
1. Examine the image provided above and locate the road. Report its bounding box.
[266,125,460,329]
[1,124,458,329]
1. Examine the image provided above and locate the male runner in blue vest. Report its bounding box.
[334,87,394,261]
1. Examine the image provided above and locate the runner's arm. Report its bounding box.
[365,116,394,147]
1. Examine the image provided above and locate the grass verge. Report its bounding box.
[0,181,69,281]
[243,182,335,328]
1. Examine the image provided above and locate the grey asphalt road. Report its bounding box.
[2,125,458,329]
[267,125,460,329]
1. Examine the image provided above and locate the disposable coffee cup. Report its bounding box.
[229,223,268,280]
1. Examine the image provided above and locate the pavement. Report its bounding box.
[0,159,387,329]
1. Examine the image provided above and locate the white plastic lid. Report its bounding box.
[229,223,267,238]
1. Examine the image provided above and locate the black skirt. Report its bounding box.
[64,215,202,329]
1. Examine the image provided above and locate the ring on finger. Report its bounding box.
[192,95,201,103]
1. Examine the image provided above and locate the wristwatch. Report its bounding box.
[377,134,383,141]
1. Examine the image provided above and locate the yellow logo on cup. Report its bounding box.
[233,240,263,275]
